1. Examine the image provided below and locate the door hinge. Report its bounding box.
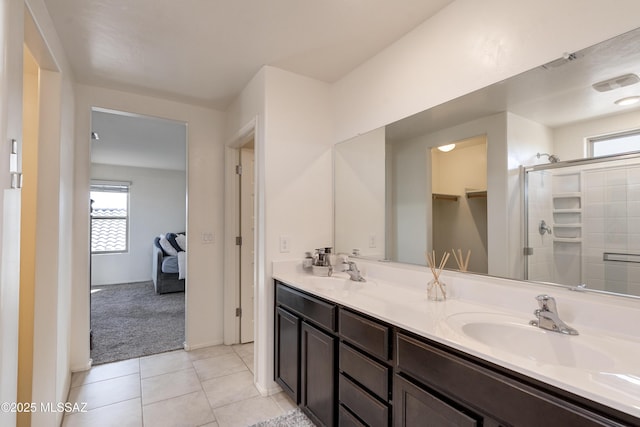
[236,236,242,246]
[235,307,242,317]
[235,164,242,175]
[523,247,534,256]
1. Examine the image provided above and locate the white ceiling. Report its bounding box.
[43,0,454,109]
[387,27,640,142]
[90,109,186,171]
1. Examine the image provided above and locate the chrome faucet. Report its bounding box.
[343,261,366,282]
[529,295,578,335]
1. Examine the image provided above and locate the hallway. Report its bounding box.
[63,343,295,426]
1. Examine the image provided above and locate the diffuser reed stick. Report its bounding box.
[425,250,449,300]
[451,249,471,272]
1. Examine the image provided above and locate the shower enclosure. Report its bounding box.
[523,153,640,298]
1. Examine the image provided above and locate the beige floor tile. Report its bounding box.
[231,342,254,359]
[67,373,141,411]
[270,392,297,413]
[201,370,260,408]
[142,391,215,427]
[62,398,142,427]
[212,395,283,427]
[187,344,234,361]
[241,354,254,374]
[140,350,192,378]
[141,368,202,405]
[199,423,219,427]
[193,353,247,381]
[71,358,140,387]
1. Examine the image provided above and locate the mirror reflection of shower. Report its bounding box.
[524,153,640,297]
[537,152,560,163]
[539,220,552,235]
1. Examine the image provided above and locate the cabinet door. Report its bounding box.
[394,375,479,427]
[275,307,300,403]
[301,321,337,427]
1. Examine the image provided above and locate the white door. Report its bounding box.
[239,147,255,343]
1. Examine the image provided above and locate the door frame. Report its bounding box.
[223,118,257,345]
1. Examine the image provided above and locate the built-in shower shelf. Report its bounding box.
[553,238,582,243]
[553,208,582,213]
[552,192,582,198]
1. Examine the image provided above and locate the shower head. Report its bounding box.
[537,153,560,163]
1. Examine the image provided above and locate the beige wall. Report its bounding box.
[225,66,333,394]
[72,85,227,372]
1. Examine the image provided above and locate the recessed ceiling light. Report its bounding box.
[614,96,640,106]
[437,144,455,152]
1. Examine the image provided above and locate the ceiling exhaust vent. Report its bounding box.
[592,73,640,92]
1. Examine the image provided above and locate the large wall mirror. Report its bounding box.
[335,26,640,298]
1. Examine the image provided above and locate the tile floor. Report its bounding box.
[63,343,297,427]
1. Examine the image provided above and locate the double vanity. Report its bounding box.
[273,259,640,426]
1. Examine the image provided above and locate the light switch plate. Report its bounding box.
[280,235,290,253]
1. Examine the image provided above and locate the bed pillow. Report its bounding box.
[166,232,183,253]
[159,235,178,256]
[175,233,187,251]
[154,236,165,254]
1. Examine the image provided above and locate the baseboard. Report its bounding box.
[183,339,224,351]
[71,358,92,373]
[255,380,282,397]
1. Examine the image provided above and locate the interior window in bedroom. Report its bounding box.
[90,181,130,253]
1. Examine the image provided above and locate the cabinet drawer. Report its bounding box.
[276,282,336,331]
[396,333,615,427]
[338,405,366,427]
[339,374,389,427]
[394,374,478,427]
[340,342,389,401]
[339,308,390,360]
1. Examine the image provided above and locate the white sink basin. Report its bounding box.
[446,312,616,371]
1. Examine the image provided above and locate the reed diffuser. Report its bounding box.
[426,250,449,301]
[452,248,471,272]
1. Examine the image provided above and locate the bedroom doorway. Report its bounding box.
[89,108,187,365]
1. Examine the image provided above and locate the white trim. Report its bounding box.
[70,360,93,373]
[183,339,224,351]
[255,381,283,397]
[223,117,258,345]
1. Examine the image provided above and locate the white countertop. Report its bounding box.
[273,260,640,420]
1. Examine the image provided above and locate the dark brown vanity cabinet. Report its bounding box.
[274,306,300,401]
[338,308,392,427]
[275,282,338,426]
[394,332,633,427]
[275,280,638,427]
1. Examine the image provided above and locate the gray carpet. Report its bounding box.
[90,281,185,365]
[250,408,315,427]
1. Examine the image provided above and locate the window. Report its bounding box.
[588,129,640,157]
[90,182,130,253]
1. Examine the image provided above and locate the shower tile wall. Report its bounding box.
[583,165,640,295]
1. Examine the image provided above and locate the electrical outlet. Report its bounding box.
[369,234,376,248]
[280,235,290,253]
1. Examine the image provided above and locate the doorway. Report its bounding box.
[89,108,187,364]
[239,142,255,343]
[431,135,488,273]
